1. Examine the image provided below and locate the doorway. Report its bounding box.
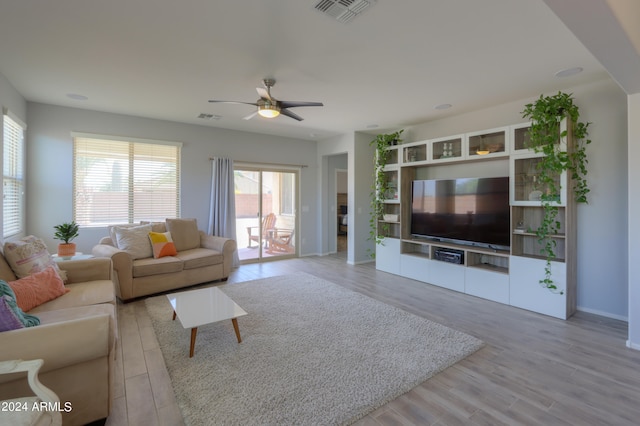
[234,167,298,263]
[336,169,348,254]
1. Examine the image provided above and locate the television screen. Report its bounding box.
[411,177,510,249]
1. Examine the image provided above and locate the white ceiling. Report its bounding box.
[0,0,636,141]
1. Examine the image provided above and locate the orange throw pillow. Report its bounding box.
[8,266,70,312]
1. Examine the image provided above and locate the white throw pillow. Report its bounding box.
[3,235,66,280]
[112,224,153,259]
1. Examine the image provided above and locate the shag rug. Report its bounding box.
[145,273,483,425]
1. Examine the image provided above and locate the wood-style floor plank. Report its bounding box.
[105,254,640,425]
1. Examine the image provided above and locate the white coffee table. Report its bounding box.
[167,286,248,357]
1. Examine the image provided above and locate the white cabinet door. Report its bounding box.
[376,238,401,274]
[429,260,465,292]
[465,267,510,304]
[400,254,430,283]
[510,256,568,319]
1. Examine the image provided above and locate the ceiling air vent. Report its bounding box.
[314,0,376,24]
[198,113,221,120]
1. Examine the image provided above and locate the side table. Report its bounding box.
[52,252,94,262]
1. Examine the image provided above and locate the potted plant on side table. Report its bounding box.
[54,221,79,257]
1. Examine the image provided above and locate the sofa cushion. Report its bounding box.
[3,235,65,280]
[148,232,178,259]
[176,248,223,270]
[8,267,70,312]
[0,281,40,327]
[141,221,167,233]
[112,224,153,259]
[166,218,200,252]
[29,280,116,314]
[132,256,183,278]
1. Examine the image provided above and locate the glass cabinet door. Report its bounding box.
[431,137,463,161]
[511,155,565,205]
[468,129,507,158]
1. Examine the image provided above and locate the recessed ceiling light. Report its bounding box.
[434,103,452,110]
[66,93,88,101]
[554,67,583,78]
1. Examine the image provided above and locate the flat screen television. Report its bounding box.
[411,176,510,250]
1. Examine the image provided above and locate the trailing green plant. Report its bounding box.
[53,221,79,244]
[368,130,403,256]
[521,92,591,294]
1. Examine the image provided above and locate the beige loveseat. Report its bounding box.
[0,254,117,426]
[92,218,236,301]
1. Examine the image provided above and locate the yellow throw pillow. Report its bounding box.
[148,232,178,259]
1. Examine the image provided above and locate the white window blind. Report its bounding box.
[73,135,181,226]
[3,111,25,239]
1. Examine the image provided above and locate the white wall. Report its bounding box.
[317,131,376,264]
[25,102,320,256]
[404,78,629,319]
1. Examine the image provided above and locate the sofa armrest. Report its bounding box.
[92,244,134,300]
[200,232,237,277]
[57,257,112,284]
[0,313,112,377]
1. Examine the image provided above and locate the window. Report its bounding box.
[3,110,26,239]
[73,134,181,226]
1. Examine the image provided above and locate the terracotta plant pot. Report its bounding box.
[57,243,76,257]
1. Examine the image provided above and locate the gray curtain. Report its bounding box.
[208,157,239,267]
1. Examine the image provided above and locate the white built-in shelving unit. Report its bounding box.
[375,120,576,319]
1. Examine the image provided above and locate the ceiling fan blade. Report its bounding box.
[208,100,258,106]
[256,87,272,100]
[279,101,324,109]
[280,108,304,121]
[243,111,259,120]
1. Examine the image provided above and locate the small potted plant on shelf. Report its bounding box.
[53,221,79,257]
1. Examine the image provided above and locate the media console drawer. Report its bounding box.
[465,267,509,304]
[429,260,465,292]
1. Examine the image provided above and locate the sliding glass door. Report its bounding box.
[235,167,297,263]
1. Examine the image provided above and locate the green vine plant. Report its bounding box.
[368,130,404,257]
[521,92,591,294]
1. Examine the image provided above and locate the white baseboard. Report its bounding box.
[576,306,628,322]
[626,340,640,351]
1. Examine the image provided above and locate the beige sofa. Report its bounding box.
[0,254,117,426]
[92,218,237,301]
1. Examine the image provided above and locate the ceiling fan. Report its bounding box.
[208,79,323,121]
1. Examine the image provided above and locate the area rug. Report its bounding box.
[145,273,483,425]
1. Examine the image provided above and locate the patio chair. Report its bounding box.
[267,229,295,254]
[247,213,277,248]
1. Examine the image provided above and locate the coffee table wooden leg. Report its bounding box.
[231,318,242,343]
[189,327,198,358]
[172,310,176,321]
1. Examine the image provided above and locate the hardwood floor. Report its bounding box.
[106,255,640,425]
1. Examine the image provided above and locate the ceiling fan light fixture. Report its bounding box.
[258,103,281,118]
